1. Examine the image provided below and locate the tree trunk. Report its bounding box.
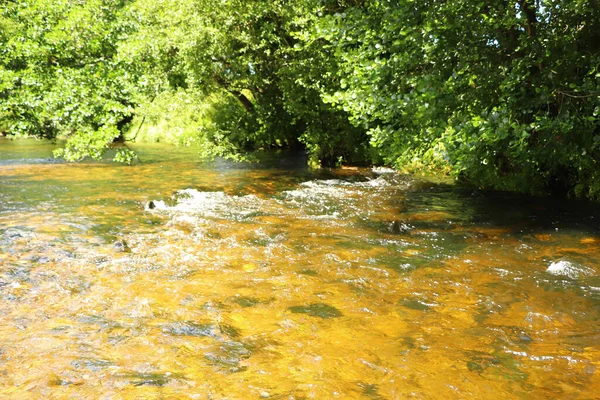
[230,90,254,112]
[214,75,254,112]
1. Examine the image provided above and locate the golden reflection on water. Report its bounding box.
[1,143,599,399]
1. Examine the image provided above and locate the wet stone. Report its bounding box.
[389,220,413,234]
[289,303,342,319]
[112,240,131,253]
[6,231,23,239]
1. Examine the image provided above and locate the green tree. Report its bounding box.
[123,0,367,165]
[1,0,138,161]
[310,0,600,197]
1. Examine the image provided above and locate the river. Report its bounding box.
[0,138,599,399]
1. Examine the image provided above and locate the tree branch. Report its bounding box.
[518,0,537,37]
[213,74,255,112]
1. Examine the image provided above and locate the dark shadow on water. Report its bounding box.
[402,183,600,235]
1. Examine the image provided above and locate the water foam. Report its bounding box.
[546,260,593,279]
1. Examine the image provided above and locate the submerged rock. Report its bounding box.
[389,220,413,234]
[232,296,260,308]
[146,200,167,211]
[113,240,131,253]
[289,303,342,319]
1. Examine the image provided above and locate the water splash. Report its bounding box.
[546,260,594,279]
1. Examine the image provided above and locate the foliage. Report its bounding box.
[121,0,366,164]
[2,0,600,199]
[0,0,138,161]
[309,0,600,197]
[125,88,251,159]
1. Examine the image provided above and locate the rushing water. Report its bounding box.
[0,138,599,399]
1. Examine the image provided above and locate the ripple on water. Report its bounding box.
[163,321,240,339]
[4,151,600,399]
[146,189,267,221]
[204,340,252,373]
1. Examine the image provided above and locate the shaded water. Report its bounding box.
[1,138,599,399]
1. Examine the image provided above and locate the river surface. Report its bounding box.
[0,138,599,399]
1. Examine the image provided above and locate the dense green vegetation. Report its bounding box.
[1,0,599,198]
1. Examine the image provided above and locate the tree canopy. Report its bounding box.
[1,0,599,198]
